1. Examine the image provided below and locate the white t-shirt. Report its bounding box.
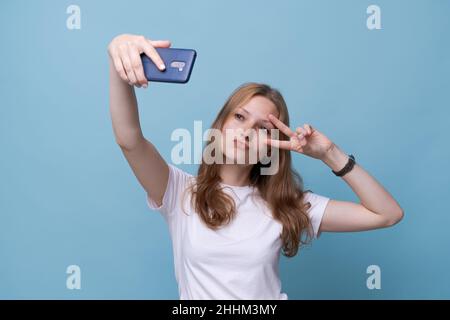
[146,163,330,300]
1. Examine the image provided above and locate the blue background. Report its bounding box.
[1,0,449,299]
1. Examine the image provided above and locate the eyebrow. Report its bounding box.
[240,107,273,125]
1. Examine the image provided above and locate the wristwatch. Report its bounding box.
[332,154,355,177]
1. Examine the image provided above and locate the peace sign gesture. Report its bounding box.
[265,114,334,160]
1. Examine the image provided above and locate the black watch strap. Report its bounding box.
[332,154,355,177]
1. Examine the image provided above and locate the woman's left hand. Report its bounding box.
[265,114,334,160]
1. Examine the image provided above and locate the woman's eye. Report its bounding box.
[235,113,244,120]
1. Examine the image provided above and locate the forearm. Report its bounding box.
[109,56,144,147]
[321,144,404,218]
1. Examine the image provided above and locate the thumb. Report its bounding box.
[148,39,172,48]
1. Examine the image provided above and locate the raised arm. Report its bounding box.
[108,34,171,206]
[319,144,404,232]
[265,115,404,233]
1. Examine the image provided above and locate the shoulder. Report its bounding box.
[167,163,196,187]
[302,190,331,217]
[303,190,330,203]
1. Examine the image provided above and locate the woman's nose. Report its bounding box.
[240,128,254,141]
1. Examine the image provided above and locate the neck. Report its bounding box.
[219,163,253,187]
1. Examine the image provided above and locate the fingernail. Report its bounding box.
[143,83,148,88]
[159,64,166,70]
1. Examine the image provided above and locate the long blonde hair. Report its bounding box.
[186,82,314,257]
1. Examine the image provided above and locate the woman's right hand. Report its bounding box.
[107,34,171,88]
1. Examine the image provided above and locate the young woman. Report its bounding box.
[108,34,404,300]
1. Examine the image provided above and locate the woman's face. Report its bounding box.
[221,96,279,165]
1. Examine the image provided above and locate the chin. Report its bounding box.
[223,149,260,165]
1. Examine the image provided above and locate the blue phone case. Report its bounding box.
[141,48,197,84]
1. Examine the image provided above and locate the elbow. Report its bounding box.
[117,140,143,151]
[116,139,138,151]
[115,132,145,151]
[385,209,404,227]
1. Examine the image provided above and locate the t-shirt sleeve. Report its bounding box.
[146,163,193,218]
[303,191,331,239]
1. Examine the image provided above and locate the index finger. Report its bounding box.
[267,114,296,138]
[141,39,167,71]
[264,137,292,150]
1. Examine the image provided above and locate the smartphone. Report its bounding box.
[141,48,197,84]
